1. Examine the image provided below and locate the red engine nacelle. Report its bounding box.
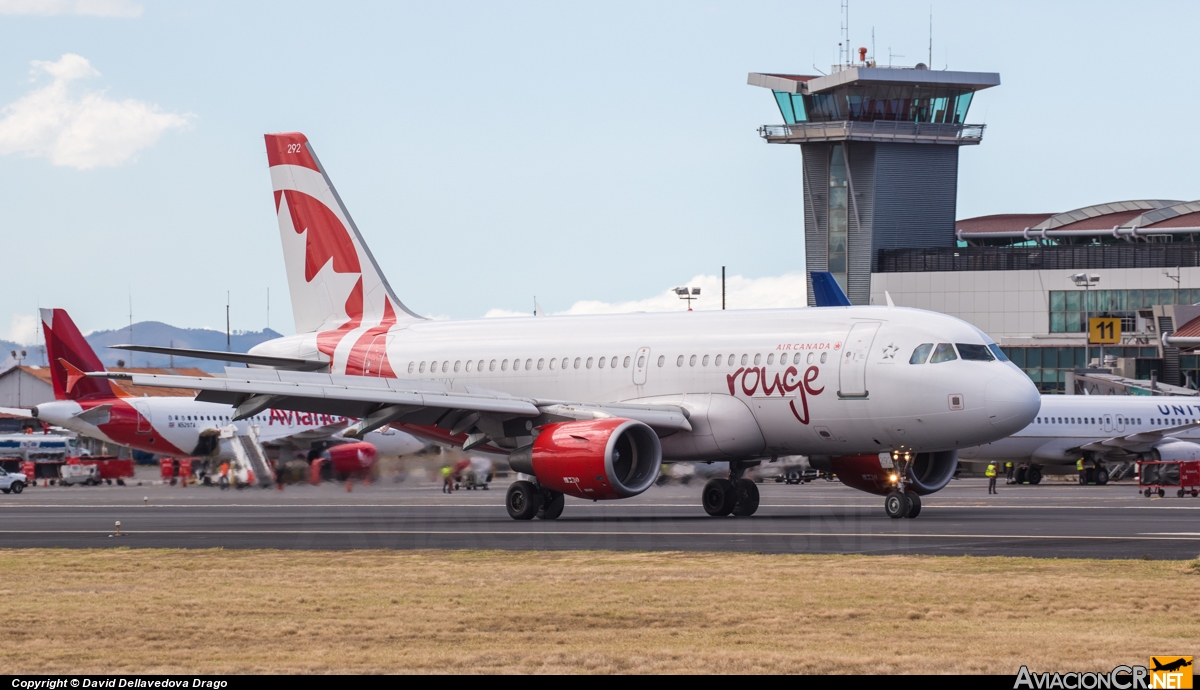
[508,418,661,500]
[316,441,378,478]
[827,450,958,496]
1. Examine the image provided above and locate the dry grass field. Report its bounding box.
[0,549,1196,674]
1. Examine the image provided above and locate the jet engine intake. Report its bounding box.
[1149,441,1200,462]
[508,418,661,500]
[823,450,957,496]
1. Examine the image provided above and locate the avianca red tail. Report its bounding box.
[40,308,123,401]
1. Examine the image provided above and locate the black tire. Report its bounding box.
[537,490,565,520]
[1014,467,1028,484]
[10,482,22,495]
[505,480,539,520]
[884,491,911,519]
[1144,488,1152,497]
[1096,468,1109,486]
[731,478,760,517]
[1029,468,1043,485]
[702,478,736,517]
[1158,488,1165,498]
[905,493,922,518]
[1178,489,1186,498]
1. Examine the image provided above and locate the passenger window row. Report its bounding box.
[910,343,1005,364]
[167,414,266,422]
[406,350,831,375]
[1035,417,1145,425]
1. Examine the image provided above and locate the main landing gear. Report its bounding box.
[703,461,760,517]
[884,490,921,519]
[505,480,565,521]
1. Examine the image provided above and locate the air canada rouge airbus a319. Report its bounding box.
[107,132,1041,520]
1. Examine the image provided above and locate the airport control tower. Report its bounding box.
[749,60,999,305]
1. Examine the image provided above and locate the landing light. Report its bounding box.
[889,473,899,483]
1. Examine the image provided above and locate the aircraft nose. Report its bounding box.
[984,370,1040,435]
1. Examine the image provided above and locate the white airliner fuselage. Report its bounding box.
[250,306,1039,460]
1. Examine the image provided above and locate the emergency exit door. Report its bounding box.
[838,322,881,398]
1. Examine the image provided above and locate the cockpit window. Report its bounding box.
[929,343,958,363]
[956,344,995,361]
[909,343,933,364]
[988,344,1008,362]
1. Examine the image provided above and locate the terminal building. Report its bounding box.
[749,61,1199,394]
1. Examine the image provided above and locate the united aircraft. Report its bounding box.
[105,132,1040,519]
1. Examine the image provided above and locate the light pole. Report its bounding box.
[10,349,26,407]
[674,287,700,311]
[1072,273,1100,367]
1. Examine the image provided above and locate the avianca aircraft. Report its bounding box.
[109,132,1040,520]
[959,397,1200,484]
[4,309,427,476]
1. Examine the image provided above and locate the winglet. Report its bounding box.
[810,271,851,307]
[58,359,87,395]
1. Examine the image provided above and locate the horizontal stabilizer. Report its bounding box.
[107,344,328,371]
[810,271,851,307]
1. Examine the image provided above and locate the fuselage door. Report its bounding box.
[133,401,152,434]
[1102,415,1113,432]
[633,348,651,386]
[838,322,881,399]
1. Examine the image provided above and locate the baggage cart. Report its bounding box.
[1137,460,1200,498]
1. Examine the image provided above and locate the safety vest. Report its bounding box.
[985,464,997,478]
[1076,459,1084,471]
[441,466,451,477]
[1005,462,1012,469]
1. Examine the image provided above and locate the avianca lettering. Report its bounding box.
[727,365,825,424]
[268,409,348,426]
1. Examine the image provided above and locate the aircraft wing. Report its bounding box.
[1077,421,1200,455]
[107,344,328,371]
[94,368,691,451]
[266,420,352,446]
[0,407,32,418]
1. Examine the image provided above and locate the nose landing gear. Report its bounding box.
[884,490,921,518]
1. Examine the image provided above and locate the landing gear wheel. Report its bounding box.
[731,478,760,517]
[1014,467,1028,484]
[702,478,736,517]
[884,491,911,519]
[1028,468,1043,485]
[904,493,922,518]
[1096,468,1109,486]
[537,490,565,520]
[505,480,540,520]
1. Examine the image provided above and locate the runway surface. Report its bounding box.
[1,476,1198,558]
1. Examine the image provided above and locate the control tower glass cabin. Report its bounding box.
[749,65,999,305]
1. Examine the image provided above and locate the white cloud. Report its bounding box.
[0,0,143,17]
[484,273,807,318]
[0,54,190,169]
[4,314,38,345]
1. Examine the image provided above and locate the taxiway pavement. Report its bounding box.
[1,478,1197,559]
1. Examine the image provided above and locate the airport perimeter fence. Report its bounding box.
[878,244,1200,273]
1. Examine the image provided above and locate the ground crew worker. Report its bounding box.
[1077,457,1086,484]
[986,461,998,494]
[1005,461,1014,484]
[441,465,453,493]
[218,461,230,490]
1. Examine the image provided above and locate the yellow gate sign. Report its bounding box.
[1089,317,1120,344]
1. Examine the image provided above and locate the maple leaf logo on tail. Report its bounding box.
[265,133,423,376]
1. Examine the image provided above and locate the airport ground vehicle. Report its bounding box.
[58,463,100,486]
[102,132,1039,520]
[1137,460,1200,498]
[0,467,26,494]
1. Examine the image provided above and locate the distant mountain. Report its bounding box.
[7,323,286,374]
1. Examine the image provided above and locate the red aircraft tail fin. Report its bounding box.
[40,308,119,401]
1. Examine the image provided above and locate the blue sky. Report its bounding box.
[1,0,1198,342]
